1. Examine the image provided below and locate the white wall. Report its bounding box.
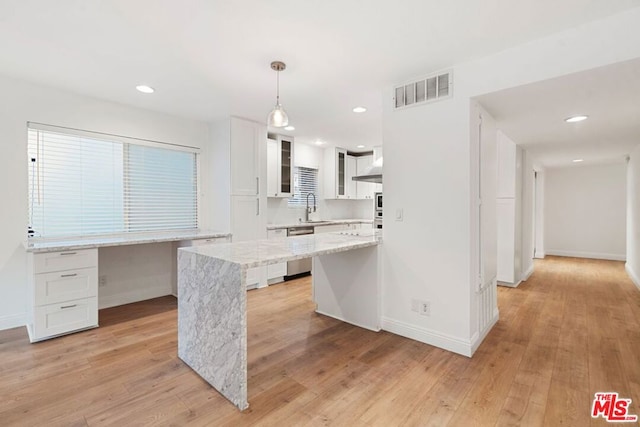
[0,75,211,330]
[382,7,640,356]
[626,145,640,288]
[545,163,627,260]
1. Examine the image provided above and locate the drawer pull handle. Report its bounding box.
[60,252,77,256]
[61,273,78,278]
[60,304,77,309]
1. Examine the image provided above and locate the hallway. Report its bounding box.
[491,256,640,425]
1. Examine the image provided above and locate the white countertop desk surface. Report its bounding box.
[24,230,231,253]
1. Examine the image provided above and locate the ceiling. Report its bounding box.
[476,57,640,168]
[0,1,639,151]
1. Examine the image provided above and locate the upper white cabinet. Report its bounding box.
[230,118,263,197]
[324,147,350,199]
[356,155,375,200]
[267,135,294,198]
[347,156,357,199]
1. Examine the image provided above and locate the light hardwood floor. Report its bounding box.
[1,256,639,426]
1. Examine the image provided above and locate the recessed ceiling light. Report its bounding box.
[315,140,325,146]
[136,85,155,94]
[284,125,295,131]
[565,115,588,123]
[573,159,584,163]
[356,145,365,149]
[352,106,367,113]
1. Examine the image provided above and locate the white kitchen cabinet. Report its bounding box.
[314,223,349,233]
[347,155,357,199]
[230,117,262,196]
[211,116,268,289]
[356,155,375,200]
[266,228,287,284]
[324,147,351,199]
[267,135,294,198]
[27,248,99,342]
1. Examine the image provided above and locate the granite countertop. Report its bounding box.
[266,219,373,230]
[179,229,382,268]
[24,229,231,253]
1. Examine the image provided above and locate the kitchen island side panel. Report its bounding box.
[312,245,381,331]
[177,250,248,410]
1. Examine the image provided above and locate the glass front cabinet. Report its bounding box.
[267,135,294,198]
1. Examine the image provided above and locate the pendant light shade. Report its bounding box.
[267,61,289,128]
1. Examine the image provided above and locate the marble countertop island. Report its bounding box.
[178,229,380,267]
[177,230,382,410]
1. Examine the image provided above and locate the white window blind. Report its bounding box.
[28,123,199,238]
[288,166,318,207]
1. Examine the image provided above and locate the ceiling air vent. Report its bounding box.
[394,70,452,109]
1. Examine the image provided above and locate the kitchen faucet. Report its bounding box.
[305,192,316,222]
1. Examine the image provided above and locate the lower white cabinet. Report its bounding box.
[33,297,98,340]
[266,229,287,284]
[28,248,99,342]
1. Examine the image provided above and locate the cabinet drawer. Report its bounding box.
[182,237,229,247]
[33,249,98,274]
[267,229,286,238]
[32,297,98,342]
[35,267,98,306]
[267,262,287,279]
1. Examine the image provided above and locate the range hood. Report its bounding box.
[352,156,383,184]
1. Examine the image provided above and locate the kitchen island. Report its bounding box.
[177,230,382,410]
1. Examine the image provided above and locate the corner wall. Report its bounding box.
[627,145,640,288]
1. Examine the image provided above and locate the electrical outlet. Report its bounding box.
[420,301,431,316]
[99,275,107,287]
[411,298,430,316]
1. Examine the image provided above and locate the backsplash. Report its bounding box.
[267,198,373,225]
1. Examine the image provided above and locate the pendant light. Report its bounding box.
[267,61,289,128]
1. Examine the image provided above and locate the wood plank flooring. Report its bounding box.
[0,256,639,426]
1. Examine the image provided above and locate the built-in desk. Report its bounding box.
[177,230,382,410]
[24,230,230,342]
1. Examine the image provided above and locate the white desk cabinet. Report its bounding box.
[27,248,99,342]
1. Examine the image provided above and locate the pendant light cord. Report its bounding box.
[276,69,280,104]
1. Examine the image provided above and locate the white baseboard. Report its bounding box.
[626,263,640,290]
[99,287,172,309]
[521,264,534,282]
[381,317,474,357]
[546,250,626,261]
[534,251,545,259]
[498,280,520,288]
[471,309,499,355]
[0,313,26,331]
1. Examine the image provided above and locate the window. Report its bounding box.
[28,123,199,238]
[288,166,318,207]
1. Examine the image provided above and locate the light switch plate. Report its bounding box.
[396,208,403,221]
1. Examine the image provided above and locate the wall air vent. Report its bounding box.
[394,70,452,109]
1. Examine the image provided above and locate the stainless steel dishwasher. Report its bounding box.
[285,226,314,278]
